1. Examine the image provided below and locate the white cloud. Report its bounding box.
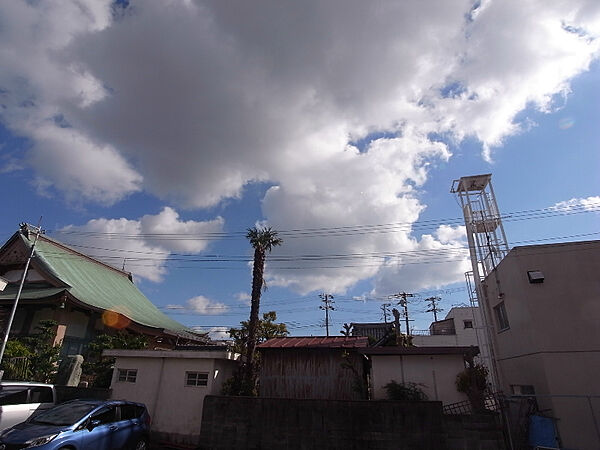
[140,207,224,253]
[234,292,251,306]
[190,326,230,340]
[551,196,600,212]
[57,207,224,282]
[371,225,471,296]
[2,0,600,293]
[208,327,230,340]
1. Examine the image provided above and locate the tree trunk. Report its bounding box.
[244,247,265,394]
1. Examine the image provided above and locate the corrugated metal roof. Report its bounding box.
[258,336,369,349]
[16,232,188,333]
[0,286,66,300]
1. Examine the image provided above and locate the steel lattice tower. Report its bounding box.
[451,174,509,391]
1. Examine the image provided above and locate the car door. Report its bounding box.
[27,386,54,419]
[111,404,137,449]
[80,405,119,450]
[0,386,29,431]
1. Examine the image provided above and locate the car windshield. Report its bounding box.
[29,402,98,426]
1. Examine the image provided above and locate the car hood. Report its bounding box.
[0,422,71,443]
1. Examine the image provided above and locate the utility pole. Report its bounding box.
[392,308,401,345]
[0,222,43,380]
[381,302,391,323]
[390,292,414,335]
[425,296,443,322]
[319,293,335,337]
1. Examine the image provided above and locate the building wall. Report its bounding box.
[412,308,492,370]
[483,241,600,450]
[259,349,364,400]
[110,352,239,446]
[369,354,468,405]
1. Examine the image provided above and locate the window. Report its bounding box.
[185,371,209,387]
[120,404,145,420]
[0,386,28,405]
[511,385,535,395]
[494,302,510,331]
[117,369,137,383]
[91,406,117,425]
[29,386,53,404]
[463,320,473,329]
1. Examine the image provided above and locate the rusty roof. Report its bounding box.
[258,336,369,349]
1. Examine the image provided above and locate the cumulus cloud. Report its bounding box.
[58,207,224,282]
[234,292,251,306]
[551,196,600,212]
[170,295,229,315]
[190,326,230,340]
[371,225,471,296]
[2,0,600,293]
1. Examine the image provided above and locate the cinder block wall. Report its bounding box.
[199,396,506,450]
[199,396,445,450]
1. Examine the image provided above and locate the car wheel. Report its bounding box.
[133,439,148,450]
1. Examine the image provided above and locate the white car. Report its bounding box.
[0,382,57,431]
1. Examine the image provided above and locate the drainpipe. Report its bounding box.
[151,357,166,427]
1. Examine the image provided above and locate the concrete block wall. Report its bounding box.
[199,396,506,450]
[200,396,445,449]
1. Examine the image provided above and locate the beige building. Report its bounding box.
[105,348,239,446]
[412,307,492,373]
[482,240,600,450]
[361,346,473,405]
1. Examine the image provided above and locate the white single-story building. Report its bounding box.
[361,346,476,405]
[104,347,239,447]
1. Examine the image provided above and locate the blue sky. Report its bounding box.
[0,0,598,338]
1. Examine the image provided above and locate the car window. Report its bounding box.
[30,402,98,426]
[29,387,53,403]
[120,404,145,420]
[0,387,28,406]
[91,406,117,425]
[120,404,135,420]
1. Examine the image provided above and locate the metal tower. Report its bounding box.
[451,174,509,278]
[451,174,509,391]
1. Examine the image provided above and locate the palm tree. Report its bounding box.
[243,226,283,394]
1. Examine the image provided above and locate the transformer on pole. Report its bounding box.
[451,174,509,391]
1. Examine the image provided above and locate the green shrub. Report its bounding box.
[384,380,428,401]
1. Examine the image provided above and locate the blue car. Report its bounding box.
[0,399,150,450]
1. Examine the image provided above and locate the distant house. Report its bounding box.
[0,224,205,356]
[257,336,369,400]
[105,348,239,447]
[351,322,393,342]
[412,307,492,371]
[361,346,476,405]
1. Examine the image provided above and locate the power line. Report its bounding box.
[45,201,599,241]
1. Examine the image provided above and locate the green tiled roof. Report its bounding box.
[18,233,188,334]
